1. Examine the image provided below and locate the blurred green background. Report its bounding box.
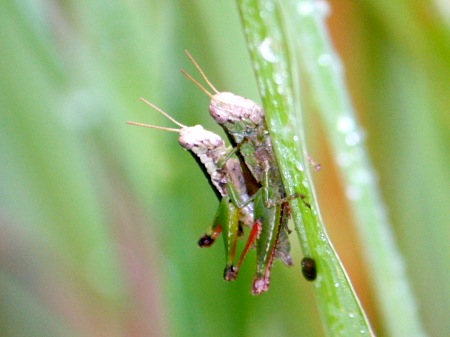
[0,1,448,336]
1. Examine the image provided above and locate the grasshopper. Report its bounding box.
[127,98,260,280]
[182,51,297,294]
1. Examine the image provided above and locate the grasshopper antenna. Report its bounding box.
[127,98,186,132]
[182,50,219,95]
[127,121,181,133]
[181,69,214,99]
[139,97,187,128]
[184,50,219,94]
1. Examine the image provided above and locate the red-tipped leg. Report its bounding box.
[198,225,222,247]
[223,220,262,281]
[236,220,262,271]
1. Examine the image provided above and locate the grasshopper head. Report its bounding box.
[178,125,224,152]
[209,92,265,134]
[178,125,229,183]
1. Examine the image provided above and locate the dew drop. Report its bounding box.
[277,87,285,95]
[318,53,333,67]
[354,170,373,185]
[274,72,284,85]
[258,38,279,63]
[346,185,362,200]
[297,0,331,18]
[297,2,314,16]
[337,116,355,133]
[345,131,362,146]
[264,1,275,12]
[296,163,304,172]
[319,233,327,242]
[336,152,351,167]
[315,0,331,17]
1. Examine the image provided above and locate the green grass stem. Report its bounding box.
[237,1,374,336]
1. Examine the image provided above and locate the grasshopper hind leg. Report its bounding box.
[224,220,262,281]
[213,198,241,281]
[198,226,222,247]
[252,201,292,295]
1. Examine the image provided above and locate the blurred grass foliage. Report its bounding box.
[0,1,448,337]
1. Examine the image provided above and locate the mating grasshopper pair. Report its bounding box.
[129,52,305,294]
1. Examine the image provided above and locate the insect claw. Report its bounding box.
[224,265,238,281]
[198,225,222,247]
[307,154,321,172]
[251,277,269,295]
[198,235,215,247]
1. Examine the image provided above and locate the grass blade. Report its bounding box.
[237,1,374,335]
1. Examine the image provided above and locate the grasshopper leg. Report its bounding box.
[224,219,262,281]
[198,225,222,247]
[252,201,292,295]
[212,198,241,281]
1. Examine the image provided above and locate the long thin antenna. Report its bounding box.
[180,69,214,99]
[139,97,187,128]
[127,121,181,133]
[184,50,219,94]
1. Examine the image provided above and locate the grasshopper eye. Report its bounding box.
[301,257,317,281]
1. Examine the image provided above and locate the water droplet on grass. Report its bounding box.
[258,38,279,63]
[318,53,333,67]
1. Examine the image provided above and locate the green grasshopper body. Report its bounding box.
[128,99,258,280]
[183,52,294,294]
